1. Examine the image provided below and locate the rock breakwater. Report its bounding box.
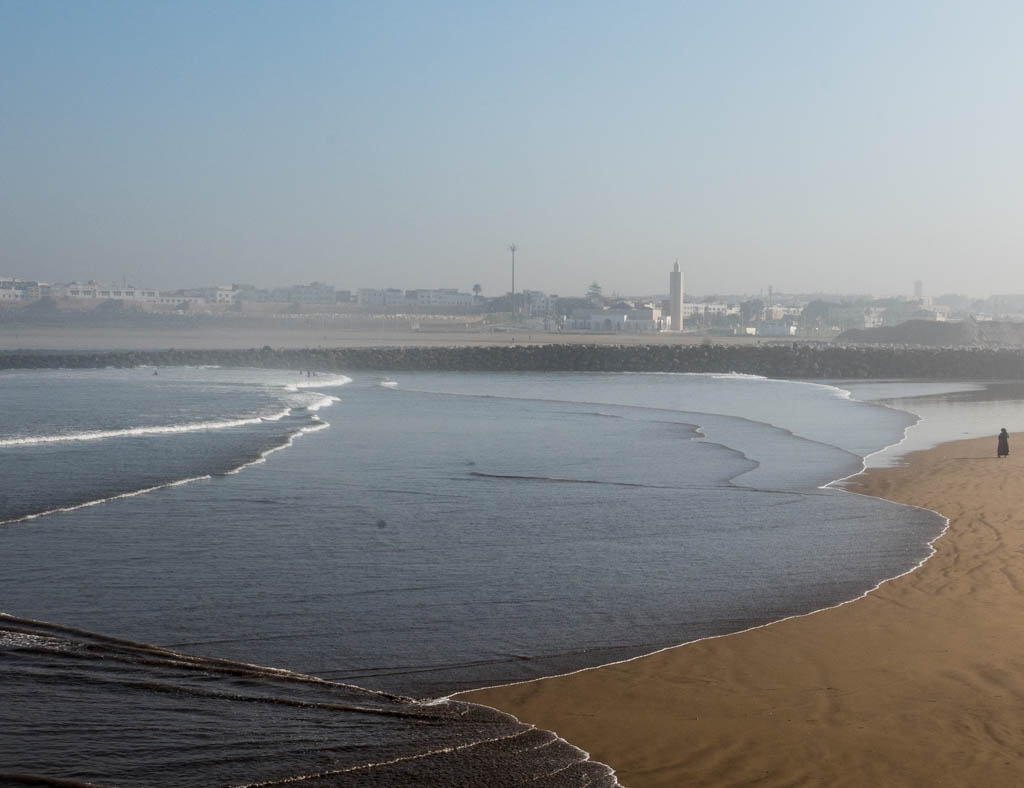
[3,343,1024,379]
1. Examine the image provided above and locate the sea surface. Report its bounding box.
[1,367,1019,786]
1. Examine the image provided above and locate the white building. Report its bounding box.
[565,306,664,332]
[520,290,556,316]
[357,287,476,308]
[683,302,738,320]
[62,282,160,301]
[765,304,802,320]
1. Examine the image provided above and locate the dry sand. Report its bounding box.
[460,435,1024,787]
[0,325,761,351]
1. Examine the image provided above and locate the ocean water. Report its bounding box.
[844,380,1024,465]
[0,367,999,786]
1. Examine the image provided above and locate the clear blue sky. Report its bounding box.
[2,0,1023,299]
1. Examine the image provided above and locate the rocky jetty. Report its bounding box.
[3,342,1024,380]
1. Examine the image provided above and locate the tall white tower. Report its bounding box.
[669,261,683,331]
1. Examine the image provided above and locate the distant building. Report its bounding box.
[669,262,683,331]
[683,302,737,321]
[520,290,556,317]
[61,282,159,301]
[358,287,475,308]
[864,307,886,328]
[764,304,802,320]
[357,288,405,306]
[0,278,31,300]
[270,282,337,304]
[565,306,664,332]
[0,280,24,301]
[153,293,205,308]
[406,288,475,307]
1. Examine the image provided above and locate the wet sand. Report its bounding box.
[460,435,1024,787]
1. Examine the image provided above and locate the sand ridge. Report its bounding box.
[459,435,1024,787]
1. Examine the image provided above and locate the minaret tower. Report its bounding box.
[669,261,683,332]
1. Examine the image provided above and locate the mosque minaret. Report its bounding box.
[669,261,684,331]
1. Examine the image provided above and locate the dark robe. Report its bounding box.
[998,431,1010,457]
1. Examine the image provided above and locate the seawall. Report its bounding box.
[3,343,1024,379]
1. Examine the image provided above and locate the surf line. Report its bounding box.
[0,420,331,526]
[0,474,213,527]
[230,726,617,788]
[0,413,291,447]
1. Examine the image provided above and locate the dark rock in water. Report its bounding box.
[376,519,387,528]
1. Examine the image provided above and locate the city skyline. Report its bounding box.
[0,267,970,303]
[0,258,970,299]
[3,2,1024,299]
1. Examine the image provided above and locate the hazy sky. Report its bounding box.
[3,1,1023,299]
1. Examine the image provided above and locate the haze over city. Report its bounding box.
[3,1,1023,299]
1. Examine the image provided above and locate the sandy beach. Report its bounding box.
[0,324,762,352]
[460,435,1024,786]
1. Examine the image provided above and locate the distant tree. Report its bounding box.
[740,299,764,324]
[472,283,482,297]
[877,300,918,326]
[587,282,603,305]
[935,293,970,313]
[800,300,838,329]
[484,295,512,313]
[710,310,738,328]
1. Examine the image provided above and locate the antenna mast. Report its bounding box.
[508,243,518,322]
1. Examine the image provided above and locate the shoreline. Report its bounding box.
[459,434,1024,786]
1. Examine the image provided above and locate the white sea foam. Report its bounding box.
[232,726,617,787]
[2,415,333,523]
[284,374,354,392]
[223,419,329,474]
[0,417,272,447]
[289,393,340,412]
[0,474,213,526]
[0,393,339,446]
[710,371,768,380]
[0,631,77,651]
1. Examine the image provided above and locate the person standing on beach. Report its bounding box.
[997,428,1010,458]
